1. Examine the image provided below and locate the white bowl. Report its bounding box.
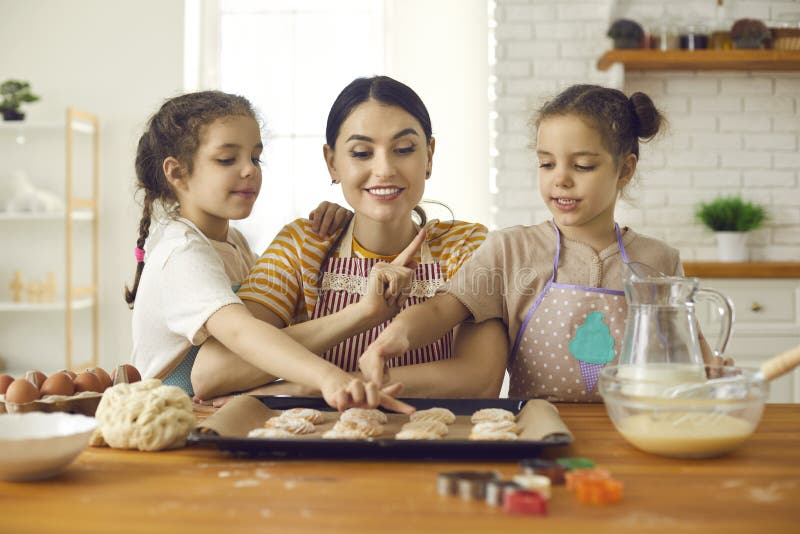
[0,412,98,481]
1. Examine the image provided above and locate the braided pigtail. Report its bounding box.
[124,193,154,308]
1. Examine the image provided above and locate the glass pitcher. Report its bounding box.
[617,262,734,392]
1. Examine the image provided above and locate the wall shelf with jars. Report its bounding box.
[597,49,800,72]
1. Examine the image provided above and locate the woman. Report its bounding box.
[191,76,508,403]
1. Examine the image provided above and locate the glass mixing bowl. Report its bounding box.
[598,365,768,459]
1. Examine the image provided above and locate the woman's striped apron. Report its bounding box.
[311,219,452,372]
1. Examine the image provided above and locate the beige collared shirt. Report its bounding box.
[440,221,683,347]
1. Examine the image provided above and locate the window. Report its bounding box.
[190,0,384,251]
[187,0,491,250]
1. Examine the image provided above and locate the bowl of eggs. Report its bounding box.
[0,411,98,481]
[0,364,141,416]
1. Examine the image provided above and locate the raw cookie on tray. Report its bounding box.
[327,418,384,438]
[248,427,296,439]
[469,418,520,441]
[263,415,316,435]
[409,407,456,425]
[395,428,443,440]
[472,420,520,435]
[339,407,387,425]
[471,408,516,424]
[280,407,325,424]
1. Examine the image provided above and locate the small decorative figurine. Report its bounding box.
[9,271,25,302]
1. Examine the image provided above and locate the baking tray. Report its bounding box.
[188,396,572,460]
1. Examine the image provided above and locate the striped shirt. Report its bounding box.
[238,218,487,326]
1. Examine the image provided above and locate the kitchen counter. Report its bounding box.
[3,403,799,533]
[683,262,800,279]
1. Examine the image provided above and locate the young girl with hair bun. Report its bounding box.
[126,90,411,413]
[361,84,718,402]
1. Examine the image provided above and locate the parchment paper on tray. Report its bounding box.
[195,395,573,443]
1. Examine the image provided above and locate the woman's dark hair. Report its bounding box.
[124,90,257,308]
[532,84,665,163]
[325,75,433,148]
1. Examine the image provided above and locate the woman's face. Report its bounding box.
[324,99,433,225]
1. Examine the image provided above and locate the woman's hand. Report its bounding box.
[357,229,426,324]
[309,201,352,237]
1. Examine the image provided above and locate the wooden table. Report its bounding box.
[3,404,799,533]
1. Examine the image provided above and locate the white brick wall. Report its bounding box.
[491,0,800,261]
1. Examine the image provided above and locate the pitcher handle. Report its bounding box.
[694,288,735,357]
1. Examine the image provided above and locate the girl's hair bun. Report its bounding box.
[629,91,662,140]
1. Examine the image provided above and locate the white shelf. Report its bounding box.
[0,298,93,312]
[0,108,99,371]
[0,210,94,221]
[0,120,63,131]
[0,120,95,134]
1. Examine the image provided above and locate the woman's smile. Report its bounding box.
[364,186,405,200]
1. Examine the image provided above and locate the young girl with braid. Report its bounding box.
[125,90,412,413]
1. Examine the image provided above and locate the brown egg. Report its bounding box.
[111,364,142,385]
[0,374,14,395]
[73,371,103,393]
[59,369,77,380]
[40,372,76,397]
[5,378,41,403]
[89,367,113,391]
[25,370,48,389]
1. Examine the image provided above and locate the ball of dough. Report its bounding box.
[92,379,195,451]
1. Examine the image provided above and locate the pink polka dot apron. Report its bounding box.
[509,222,629,402]
[311,219,452,372]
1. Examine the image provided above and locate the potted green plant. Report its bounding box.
[695,196,766,262]
[0,80,40,121]
[730,18,771,49]
[607,19,645,49]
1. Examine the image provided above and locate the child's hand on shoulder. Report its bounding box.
[309,201,352,238]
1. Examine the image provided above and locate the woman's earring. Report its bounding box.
[331,179,337,185]
[425,170,431,178]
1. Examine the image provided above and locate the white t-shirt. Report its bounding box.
[131,217,257,379]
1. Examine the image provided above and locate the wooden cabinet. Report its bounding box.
[696,278,800,403]
[0,109,99,374]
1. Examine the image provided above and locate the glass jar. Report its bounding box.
[680,24,710,50]
[649,23,680,51]
[710,30,732,50]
